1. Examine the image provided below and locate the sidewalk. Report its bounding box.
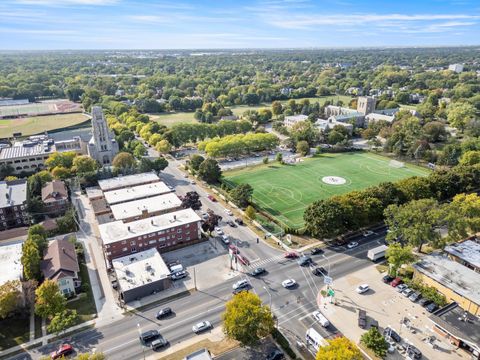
[72,190,123,326]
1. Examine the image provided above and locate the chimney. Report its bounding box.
[151,219,154,226]
[173,215,177,221]
[127,226,131,232]
[141,209,148,219]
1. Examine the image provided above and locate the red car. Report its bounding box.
[236,254,250,266]
[284,251,299,259]
[390,277,403,287]
[229,245,240,254]
[207,195,217,202]
[51,344,73,359]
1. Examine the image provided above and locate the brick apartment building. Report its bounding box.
[0,179,28,231]
[99,208,202,263]
[41,180,69,217]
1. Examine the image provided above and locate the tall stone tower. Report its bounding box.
[87,106,119,166]
[357,96,376,115]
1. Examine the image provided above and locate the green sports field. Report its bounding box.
[223,152,429,229]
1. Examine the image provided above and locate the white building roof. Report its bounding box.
[0,144,54,160]
[413,253,480,305]
[85,187,103,200]
[99,208,201,245]
[98,172,160,192]
[0,242,23,285]
[112,248,170,292]
[104,181,172,205]
[110,193,182,221]
[0,180,27,208]
[444,240,480,270]
[365,113,395,123]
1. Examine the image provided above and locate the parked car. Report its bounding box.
[312,311,330,327]
[312,267,327,276]
[266,349,284,360]
[382,275,395,284]
[234,217,244,225]
[358,309,367,329]
[425,302,439,313]
[282,279,296,288]
[249,267,266,277]
[225,209,233,216]
[396,284,408,292]
[221,235,230,244]
[50,344,74,359]
[363,230,374,237]
[383,327,401,343]
[190,180,196,185]
[156,307,172,319]
[409,291,422,302]
[236,254,250,266]
[192,321,212,333]
[207,195,216,202]
[297,255,312,266]
[201,213,209,220]
[402,288,414,297]
[356,284,370,294]
[310,247,324,255]
[232,279,249,290]
[227,220,237,227]
[401,343,422,359]
[151,336,168,350]
[171,270,187,280]
[419,298,432,307]
[284,251,299,259]
[347,241,359,249]
[139,330,160,344]
[391,277,403,287]
[215,227,223,235]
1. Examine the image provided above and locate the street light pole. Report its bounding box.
[263,286,277,327]
[137,323,145,360]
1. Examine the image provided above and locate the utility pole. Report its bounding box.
[193,266,197,290]
[137,323,145,360]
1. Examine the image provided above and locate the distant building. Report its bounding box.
[99,208,202,263]
[0,179,28,231]
[97,172,160,192]
[357,96,376,115]
[185,348,213,360]
[364,112,395,125]
[41,180,69,217]
[444,239,480,273]
[41,239,80,297]
[87,106,119,166]
[0,99,29,107]
[315,119,353,134]
[0,242,23,286]
[413,253,480,316]
[329,112,365,127]
[283,114,309,128]
[448,64,464,73]
[112,248,171,303]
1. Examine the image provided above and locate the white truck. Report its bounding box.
[367,245,388,261]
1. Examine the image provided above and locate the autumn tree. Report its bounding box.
[459,150,480,166]
[112,152,136,170]
[245,205,256,221]
[447,102,476,132]
[155,139,172,154]
[72,155,98,174]
[272,101,283,118]
[222,291,274,346]
[316,337,362,360]
[45,151,77,170]
[360,327,389,358]
[0,280,22,319]
[35,279,66,319]
[22,239,41,281]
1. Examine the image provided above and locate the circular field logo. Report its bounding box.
[322,176,347,185]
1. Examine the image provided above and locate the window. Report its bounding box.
[137,236,142,240]
[59,279,68,286]
[158,243,166,248]
[159,237,165,241]
[143,235,147,239]
[130,241,136,245]
[148,233,155,238]
[139,243,143,247]
[121,240,126,245]
[106,252,111,256]
[177,229,182,234]
[159,230,165,235]
[122,247,128,252]
[131,247,137,253]
[105,244,110,249]
[149,240,156,245]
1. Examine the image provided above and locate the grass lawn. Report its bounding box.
[0,113,90,138]
[0,316,30,350]
[223,152,429,229]
[149,95,353,127]
[65,262,97,323]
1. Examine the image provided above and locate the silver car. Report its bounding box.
[192,321,212,334]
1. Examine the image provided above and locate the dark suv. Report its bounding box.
[266,349,284,360]
[383,327,401,343]
[139,330,160,344]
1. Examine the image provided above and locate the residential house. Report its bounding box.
[41,180,69,216]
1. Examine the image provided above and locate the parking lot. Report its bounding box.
[321,265,469,360]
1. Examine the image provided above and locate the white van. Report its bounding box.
[170,264,183,274]
[312,310,330,327]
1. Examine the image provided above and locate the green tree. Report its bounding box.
[360,327,389,358]
[198,158,222,184]
[230,183,253,208]
[275,152,283,163]
[262,156,269,164]
[138,157,168,174]
[385,244,415,276]
[245,205,256,221]
[55,208,77,234]
[112,152,136,170]
[155,139,172,154]
[47,309,79,335]
[222,291,274,346]
[447,102,476,132]
[0,280,22,319]
[189,154,205,173]
[72,155,98,174]
[443,193,480,241]
[272,101,283,118]
[459,150,480,166]
[45,151,77,170]
[75,353,106,360]
[35,279,66,319]
[28,224,46,240]
[316,337,362,360]
[297,140,310,156]
[51,166,72,180]
[384,198,442,253]
[22,239,41,281]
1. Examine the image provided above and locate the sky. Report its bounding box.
[0,0,479,50]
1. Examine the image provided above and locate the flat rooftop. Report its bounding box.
[104,181,171,205]
[444,239,480,269]
[0,180,27,208]
[99,208,201,245]
[0,144,54,160]
[112,248,170,292]
[0,242,23,285]
[185,349,213,360]
[85,187,103,200]
[429,303,480,352]
[98,172,159,192]
[413,253,480,305]
[110,193,182,221]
